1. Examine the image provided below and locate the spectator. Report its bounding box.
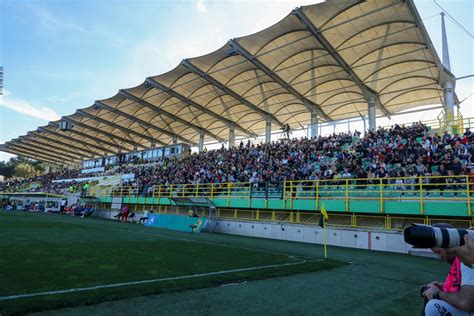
[121,205,130,223]
[138,210,150,224]
[422,230,474,315]
[3,122,472,198]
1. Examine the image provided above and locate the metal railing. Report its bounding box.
[285,175,473,216]
[89,174,473,217]
[96,203,473,232]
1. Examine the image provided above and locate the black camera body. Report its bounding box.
[420,285,429,297]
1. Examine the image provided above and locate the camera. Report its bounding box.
[404,224,474,249]
[420,285,429,297]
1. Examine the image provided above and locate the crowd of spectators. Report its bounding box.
[122,123,473,191]
[2,170,99,195]
[2,123,473,195]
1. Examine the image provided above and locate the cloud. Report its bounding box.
[0,151,15,163]
[0,91,61,122]
[196,0,207,13]
[31,6,86,33]
[0,137,16,162]
[28,5,126,49]
[48,96,68,103]
[456,79,474,117]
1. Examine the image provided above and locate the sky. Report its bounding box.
[0,0,473,162]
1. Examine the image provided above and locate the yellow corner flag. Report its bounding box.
[319,201,328,260]
[318,202,328,227]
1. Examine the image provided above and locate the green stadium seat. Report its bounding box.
[429,191,441,197]
[457,192,467,198]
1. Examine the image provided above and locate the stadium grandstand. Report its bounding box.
[1,0,474,314]
[1,0,472,218]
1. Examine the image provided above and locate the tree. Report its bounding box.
[0,156,45,179]
[14,162,38,178]
[0,161,15,178]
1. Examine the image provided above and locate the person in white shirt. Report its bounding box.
[423,240,474,315]
[138,210,150,224]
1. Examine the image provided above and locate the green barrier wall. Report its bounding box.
[100,197,473,217]
[144,214,207,233]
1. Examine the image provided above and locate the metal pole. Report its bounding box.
[309,109,318,139]
[198,130,205,152]
[228,124,235,149]
[441,12,451,72]
[368,97,376,131]
[265,115,272,143]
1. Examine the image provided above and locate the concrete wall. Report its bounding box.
[93,209,142,223]
[92,210,412,254]
[209,219,412,254]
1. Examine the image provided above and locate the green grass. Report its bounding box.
[0,211,343,315]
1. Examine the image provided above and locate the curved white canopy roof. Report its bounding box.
[1,0,454,164]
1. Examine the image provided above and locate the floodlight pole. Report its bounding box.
[441,13,451,72]
[441,12,456,131]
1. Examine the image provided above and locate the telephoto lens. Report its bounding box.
[404,224,474,248]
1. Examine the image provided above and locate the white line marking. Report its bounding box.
[0,212,324,301]
[0,260,311,301]
[28,213,321,261]
[220,281,248,287]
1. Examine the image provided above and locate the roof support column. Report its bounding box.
[443,80,455,131]
[309,49,319,140]
[309,109,318,139]
[228,124,235,149]
[198,130,205,152]
[265,115,272,143]
[368,97,377,132]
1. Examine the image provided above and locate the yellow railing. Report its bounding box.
[434,112,471,134]
[99,182,252,200]
[379,116,474,134]
[96,204,473,231]
[456,108,464,132]
[89,174,473,217]
[286,175,472,215]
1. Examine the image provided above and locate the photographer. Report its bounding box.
[421,224,474,315]
[452,235,474,266]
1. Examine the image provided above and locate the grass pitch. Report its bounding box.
[0,211,342,315]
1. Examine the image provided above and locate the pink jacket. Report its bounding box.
[442,257,462,292]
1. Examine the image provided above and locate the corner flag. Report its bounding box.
[319,201,328,260]
[318,202,328,228]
